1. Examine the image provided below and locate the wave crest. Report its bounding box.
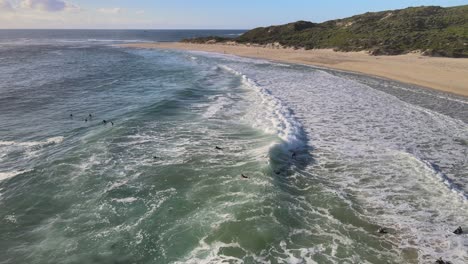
[220,65,305,151]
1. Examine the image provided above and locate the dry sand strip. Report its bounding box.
[122,42,468,97]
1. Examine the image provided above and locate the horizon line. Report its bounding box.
[0,28,249,31]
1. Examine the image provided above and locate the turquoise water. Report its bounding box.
[1,32,467,263]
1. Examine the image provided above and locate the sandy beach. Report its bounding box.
[123,42,468,97]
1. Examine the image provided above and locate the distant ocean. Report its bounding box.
[0,30,467,264]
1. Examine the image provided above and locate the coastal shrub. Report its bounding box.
[185,5,468,57]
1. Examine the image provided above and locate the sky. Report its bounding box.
[0,0,467,29]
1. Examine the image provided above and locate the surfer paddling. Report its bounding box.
[377,227,388,234]
[453,226,463,235]
[436,257,452,264]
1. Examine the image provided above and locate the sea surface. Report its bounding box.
[0,30,467,264]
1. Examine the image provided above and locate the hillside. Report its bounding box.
[183,5,468,57]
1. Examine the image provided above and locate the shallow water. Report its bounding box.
[0,31,467,264]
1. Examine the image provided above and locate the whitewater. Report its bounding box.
[187,50,468,263]
[0,32,467,264]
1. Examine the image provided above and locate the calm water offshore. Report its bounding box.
[0,30,467,264]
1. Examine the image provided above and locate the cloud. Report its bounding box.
[20,0,78,12]
[97,7,122,14]
[0,0,14,12]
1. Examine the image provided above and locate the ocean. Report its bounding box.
[0,30,467,264]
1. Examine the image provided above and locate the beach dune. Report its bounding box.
[123,42,468,97]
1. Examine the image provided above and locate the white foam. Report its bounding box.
[87,39,151,43]
[278,240,321,264]
[0,169,31,181]
[111,197,138,203]
[174,237,243,264]
[107,179,129,192]
[0,171,20,181]
[0,136,64,147]
[220,65,305,151]
[188,50,274,65]
[202,96,232,119]
[205,56,468,262]
[4,214,17,223]
[413,154,468,201]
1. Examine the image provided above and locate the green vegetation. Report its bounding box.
[182,36,231,44]
[183,5,468,57]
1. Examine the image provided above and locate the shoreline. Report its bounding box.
[122,42,468,97]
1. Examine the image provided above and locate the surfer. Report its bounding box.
[215,146,223,150]
[111,121,114,126]
[241,174,249,179]
[377,227,388,234]
[292,151,297,159]
[70,113,73,119]
[436,257,452,264]
[153,156,159,159]
[453,226,463,235]
[89,114,93,119]
[102,120,107,125]
[85,118,88,122]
